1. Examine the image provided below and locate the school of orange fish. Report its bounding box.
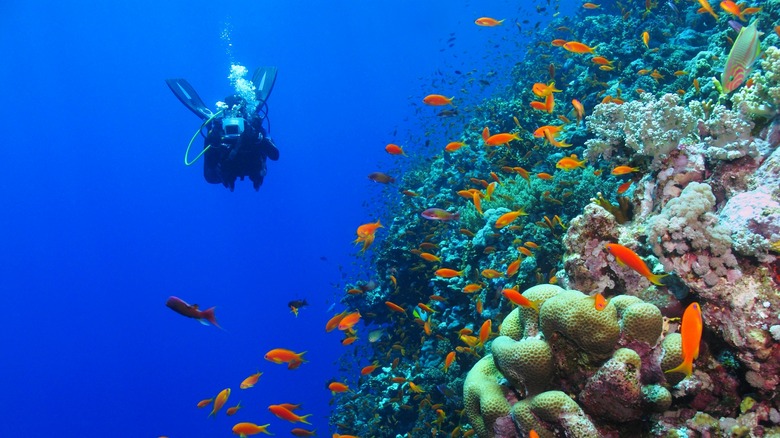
[165,0,773,436]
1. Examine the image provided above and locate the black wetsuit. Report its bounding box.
[203,112,279,191]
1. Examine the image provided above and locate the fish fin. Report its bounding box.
[615,258,626,267]
[530,299,545,312]
[665,360,692,378]
[301,414,313,425]
[200,306,221,329]
[648,273,669,286]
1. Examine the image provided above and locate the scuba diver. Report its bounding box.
[165,67,280,191]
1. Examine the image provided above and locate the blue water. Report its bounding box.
[0,1,575,436]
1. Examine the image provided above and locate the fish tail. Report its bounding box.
[665,359,692,378]
[453,211,461,221]
[300,414,313,425]
[648,273,669,286]
[201,307,221,329]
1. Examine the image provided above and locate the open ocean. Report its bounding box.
[0,1,568,436]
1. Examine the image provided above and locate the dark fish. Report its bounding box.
[166,296,220,328]
[368,172,395,184]
[288,299,308,309]
[437,109,459,117]
[288,299,308,317]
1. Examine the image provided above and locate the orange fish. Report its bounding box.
[525,241,539,249]
[476,298,483,314]
[462,283,483,293]
[592,293,607,311]
[264,348,308,369]
[232,422,272,436]
[338,311,361,331]
[197,398,213,409]
[240,372,263,389]
[563,41,598,54]
[354,220,382,252]
[591,56,612,65]
[617,181,633,194]
[666,302,703,377]
[385,143,406,156]
[478,320,492,345]
[417,303,436,314]
[719,1,742,20]
[583,2,600,8]
[443,351,456,373]
[650,69,664,82]
[502,289,541,311]
[471,191,483,215]
[325,310,349,332]
[485,181,497,201]
[572,99,584,124]
[532,81,561,97]
[495,209,527,228]
[551,38,567,47]
[533,125,564,138]
[328,381,351,394]
[506,259,521,278]
[543,128,572,147]
[408,382,425,393]
[435,268,464,278]
[423,94,454,106]
[641,31,650,48]
[544,93,555,114]
[481,126,490,142]
[475,17,504,26]
[209,388,231,417]
[481,268,504,279]
[290,428,317,437]
[226,402,242,416]
[556,154,586,170]
[605,243,668,286]
[530,431,540,438]
[419,252,441,262]
[611,166,640,175]
[445,141,466,152]
[485,132,520,146]
[269,404,312,424]
[361,363,380,375]
[530,101,548,111]
[518,247,533,257]
[536,172,553,180]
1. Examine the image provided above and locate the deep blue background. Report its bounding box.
[0,1,573,436]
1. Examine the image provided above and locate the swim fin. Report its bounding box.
[252,66,278,107]
[165,78,213,120]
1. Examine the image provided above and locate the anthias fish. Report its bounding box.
[165,296,220,328]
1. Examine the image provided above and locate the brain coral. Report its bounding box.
[465,287,680,436]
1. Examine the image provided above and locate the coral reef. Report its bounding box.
[328,3,780,438]
[464,287,676,436]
